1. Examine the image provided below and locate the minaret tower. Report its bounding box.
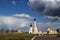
[29,24,33,33]
[33,18,38,34]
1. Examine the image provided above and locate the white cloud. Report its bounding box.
[44,16,60,20]
[0,14,33,30]
[0,14,60,31]
[13,14,32,19]
[37,22,60,31]
[12,1,16,5]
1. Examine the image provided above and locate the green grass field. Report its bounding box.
[0,33,34,40]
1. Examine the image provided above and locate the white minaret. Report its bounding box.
[33,18,38,34]
[29,24,33,33]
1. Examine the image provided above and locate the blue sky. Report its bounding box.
[0,0,60,32]
[0,0,47,22]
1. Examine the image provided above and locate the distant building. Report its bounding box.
[29,18,38,34]
[47,28,57,34]
[16,29,23,33]
[33,18,38,34]
[39,31,43,34]
[29,18,58,35]
[16,30,23,33]
[42,32,47,34]
[29,24,33,33]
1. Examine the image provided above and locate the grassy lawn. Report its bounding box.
[0,33,34,40]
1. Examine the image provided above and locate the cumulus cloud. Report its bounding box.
[37,22,60,31]
[28,0,60,20]
[12,1,16,5]
[45,16,60,19]
[13,14,32,19]
[44,16,60,22]
[0,14,60,31]
[0,14,33,31]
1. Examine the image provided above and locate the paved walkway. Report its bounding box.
[33,36,60,40]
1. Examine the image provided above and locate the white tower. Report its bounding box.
[33,18,38,34]
[29,24,33,33]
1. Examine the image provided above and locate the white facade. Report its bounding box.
[29,19,58,35]
[29,18,38,34]
[35,27,38,33]
[29,27,33,33]
[39,31,42,34]
[47,28,57,34]
[33,19,38,34]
